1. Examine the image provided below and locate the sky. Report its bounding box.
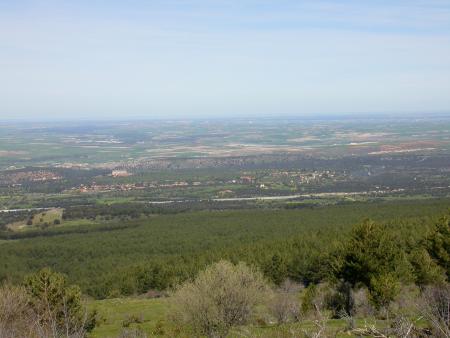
[1,0,450,120]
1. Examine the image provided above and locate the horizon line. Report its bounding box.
[2,111,450,123]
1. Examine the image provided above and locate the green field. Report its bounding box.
[87,296,389,338]
[88,298,168,337]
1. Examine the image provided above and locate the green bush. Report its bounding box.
[169,260,269,338]
[24,268,92,335]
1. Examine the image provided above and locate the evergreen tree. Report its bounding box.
[24,268,86,334]
[333,220,412,308]
[427,216,450,279]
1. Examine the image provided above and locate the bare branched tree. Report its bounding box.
[301,305,328,338]
[269,279,302,324]
[0,284,34,338]
[352,324,389,338]
[390,315,417,338]
[419,284,450,338]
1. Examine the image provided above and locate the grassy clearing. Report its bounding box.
[6,208,63,231]
[87,298,168,338]
[32,208,63,226]
[87,297,387,338]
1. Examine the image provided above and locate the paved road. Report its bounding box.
[146,189,405,204]
[0,189,406,211]
[0,207,51,213]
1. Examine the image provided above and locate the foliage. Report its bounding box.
[1,199,447,298]
[169,260,269,338]
[334,220,412,286]
[324,281,354,317]
[24,268,90,336]
[264,254,288,285]
[419,284,450,338]
[0,269,94,338]
[368,273,401,310]
[0,284,33,337]
[409,248,445,286]
[332,219,414,309]
[268,280,302,324]
[427,216,450,279]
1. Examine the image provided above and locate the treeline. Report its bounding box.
[0,199,449,299]
[62,203,183,220]
[0,200,261,240]
[90,213,449,300]
[0,199,276,237]
[61,200,275,221]
[0,210,35,230]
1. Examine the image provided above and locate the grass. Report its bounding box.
[31,208,63,226]
[87,297,388,338]
[6,208,63,231]
[87,298,168,338]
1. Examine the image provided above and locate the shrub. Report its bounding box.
[420,284,450,337]
[122,313,144,328]
[301,283,333,318]
[369,273,401,311]
[169,260,269,338]
[324,282,354,317]
[0,284,33,337]
[1,270,95,337]
[352,287,373,318]
[24,268,92,336]
[390,284,420,317]
[152,319,165,335]
[269,280,301,324]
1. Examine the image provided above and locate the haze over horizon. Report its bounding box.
[1,0,450,120]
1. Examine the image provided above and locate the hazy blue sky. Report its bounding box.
[1,0,450,119]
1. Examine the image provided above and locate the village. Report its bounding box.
[65,169,345,194]
[0,170,62,185]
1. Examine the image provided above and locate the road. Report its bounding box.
[0,189,407,211]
